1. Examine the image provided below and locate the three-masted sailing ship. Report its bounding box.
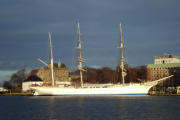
[31,24,173,96]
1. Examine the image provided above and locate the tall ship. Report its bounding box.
[31,24,173,96]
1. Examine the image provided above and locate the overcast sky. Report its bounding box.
[0,0,180,82]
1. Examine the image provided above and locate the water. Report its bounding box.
[0,96,180,120]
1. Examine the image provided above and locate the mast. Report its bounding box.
[119,23,126,85]
[77,23,84,88]
[49,32,55,87]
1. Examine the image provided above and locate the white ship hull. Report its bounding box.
[31,84,152,96]
[31,75,173,96]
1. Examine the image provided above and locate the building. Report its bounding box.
[22,64,70,91]
[36,66,69,84]
[154,54,180,64]
[22,81,43,92]
[147,54,180,81]
[26,65,69,84]
[176,86,180,94]
[0,87,8,93]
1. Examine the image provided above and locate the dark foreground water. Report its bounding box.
[0,96,180,120]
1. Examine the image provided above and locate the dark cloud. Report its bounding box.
[0,0,180,71]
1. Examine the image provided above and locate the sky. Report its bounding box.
[0,0,180,83]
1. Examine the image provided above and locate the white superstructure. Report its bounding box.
[31,24,173,96]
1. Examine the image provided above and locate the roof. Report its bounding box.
[147,63,180,68]
[28,69,39,76]
[24,76,43,82]
[155,54,179,59]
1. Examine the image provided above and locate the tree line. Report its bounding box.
[3,69,26,92]
[71,65,147,84]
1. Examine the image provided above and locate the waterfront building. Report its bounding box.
[27,65,69,84]
[22,81,43,92]
[154,54,180,64]
[176,86,180,94]
[0,87,8,92]
[147,54,180,81]
[22,64,70,91]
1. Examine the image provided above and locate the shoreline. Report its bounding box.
[149,94,180,96]
[0,93,33,96]
[1,93,180,96]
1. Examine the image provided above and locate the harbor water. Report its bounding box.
[0,96,180,120]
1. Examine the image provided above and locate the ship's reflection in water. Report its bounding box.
[0,96,180,120]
